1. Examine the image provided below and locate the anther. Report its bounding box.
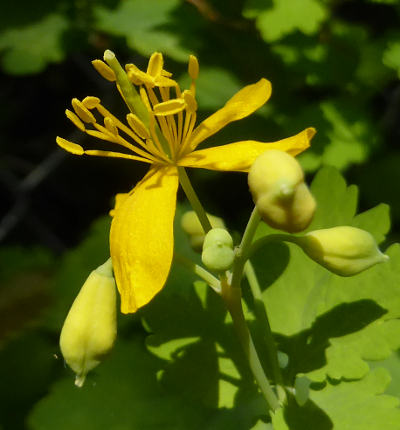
[56,137,84,155]
[65,109,85,132]
[71,98,96,124]
[91,59,116,82]
[82,96,101,109]
[126,113,150,139]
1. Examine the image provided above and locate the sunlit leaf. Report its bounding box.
[0,13,68,74]
[94,0,191,61]
[244,0,327,42]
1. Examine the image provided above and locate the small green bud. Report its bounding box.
[181,211,225,252]
[59,259,117,387]
[248,150,316,233]
[297,226,389,276]
[202,228,235,272]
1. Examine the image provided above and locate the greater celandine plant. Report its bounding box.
[57,51,388,416]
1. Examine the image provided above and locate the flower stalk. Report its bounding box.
[220,275,280,412]
[178,167,212,233]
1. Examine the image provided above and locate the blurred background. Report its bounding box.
[0,0,399,428]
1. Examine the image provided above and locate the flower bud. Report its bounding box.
[202,228,235,272]
[59,259,117,387]
[181,211,225,252]
[248,150,316,233]
[296,226,389,276]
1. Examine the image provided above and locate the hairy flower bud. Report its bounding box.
[296,226,389,276]
[59,259,117,387]
[248,150,316,233]
[202,228,235,272]
[181,211,225,252]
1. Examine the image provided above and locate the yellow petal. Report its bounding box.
[189,78,272,150]
[179,128,316,172]
[110,165,179,313]
[109,193,129,217]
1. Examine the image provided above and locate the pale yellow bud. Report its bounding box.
[181,211,225,252]
[59,259,117,387]
[296,226,389,276]
[202,228,235,272]
[248,150,316,233]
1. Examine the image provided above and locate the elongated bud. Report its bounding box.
[296,226,389,276]
[248,150,316,233]
[59,259,117,387]
[202,228,235,272]
[181,211,225,252]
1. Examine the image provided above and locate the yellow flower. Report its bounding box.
[57,50,315,314]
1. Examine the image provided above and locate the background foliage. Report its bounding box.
[1,0,400,428]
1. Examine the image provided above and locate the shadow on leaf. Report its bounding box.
[276,299,386,378]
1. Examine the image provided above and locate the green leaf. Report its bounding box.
[383,38,400,78]
[245,0,327,42]
[28,337,203,430]
[273,369,400,430]
[292,99,378,171]
[94,0,191,61]
[369,350,400,398]
[0,13,68,75]
[351,204,391,244]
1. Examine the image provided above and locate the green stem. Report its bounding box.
[178,167,212,233]
[249,233,300,258]
[231,207,261,289]
[244,261,286,402]
[220,276,280,412]
[174,252,221,293]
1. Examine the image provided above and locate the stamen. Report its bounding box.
[65,109,85,132]
[179,113,197,156]
[87,129,118,143]
[91,60,116,82]
[182,90,198,113]
[104,117,119,136]
[139,87,152,112]
[71,98,96,123]
[56,137,84,155]
[147,52,163,78]
[84,149,152,163]
[82,96,101,109]
[91,123,158,162]
[188,55,199,80]
[153,99,186,116]
[147,87,176,156]
[126,113,150,139]
[125,65,142,85]
[161,69,173,77]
